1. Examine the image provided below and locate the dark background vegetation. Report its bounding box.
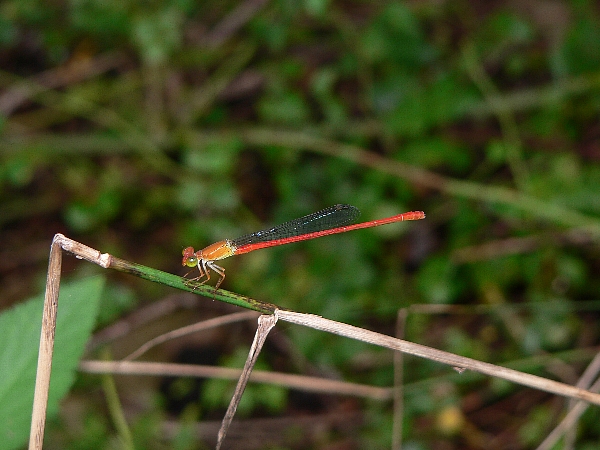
[2,0,600,448]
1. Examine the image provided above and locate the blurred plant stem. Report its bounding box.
[461,42,530,190]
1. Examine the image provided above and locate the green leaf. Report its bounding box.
[0,276,105,450]
[257,91,311,125]
[132,8,184,64]
[401,137,471,173]
[417,256,457,304]
[561,16,600,75]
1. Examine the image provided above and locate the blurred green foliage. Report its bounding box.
[2,0,600,448]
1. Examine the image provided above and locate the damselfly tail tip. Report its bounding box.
[406,211,426,220]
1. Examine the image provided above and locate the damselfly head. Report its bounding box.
[182,247,198,267]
